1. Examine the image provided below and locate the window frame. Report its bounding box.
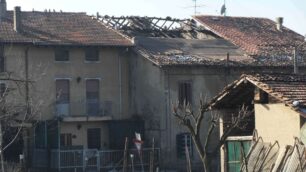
[85,78,100,116]
[176,132,193,159]
[54,48,70,62]
[60,133,73,147]
[178,81,192,106]
[84,47,100,62]
[55,79,70,104]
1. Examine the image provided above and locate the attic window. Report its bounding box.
[55,48,69,61]
[85,48,99,62]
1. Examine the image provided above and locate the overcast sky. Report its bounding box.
[7,0,306,35]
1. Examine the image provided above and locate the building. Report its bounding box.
[206,73,306,172]
[99,15,306,171]
[0,1,143,171]
[1,0,306,171]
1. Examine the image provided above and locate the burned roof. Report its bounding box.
[0,11,133,46]
[98,15,306,67]
[135,36,249,66]
[98,15,213,39]
[193,15,306,58]
[208,73,306,117]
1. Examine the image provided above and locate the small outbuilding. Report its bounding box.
[207,73,306,172]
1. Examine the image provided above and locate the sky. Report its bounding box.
[7,0,306,35]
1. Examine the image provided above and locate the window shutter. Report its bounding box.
[0,45,4,72]
[176,133,193,159]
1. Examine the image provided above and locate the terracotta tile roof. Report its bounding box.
[193,15,305,58]
[208,73,306,117]
[0,11,133,46]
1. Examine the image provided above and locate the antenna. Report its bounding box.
[183,0,206,15]
[221,0,227,16]
[193,0,197,15]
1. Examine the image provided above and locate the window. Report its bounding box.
[178,82,192,106]
[87,128,101,149]
[55,48,69,61]
[85,47,99,62]
[60,133,72,147]
[86,79,99,116]
[176,133,193,159]
[55,79,70,116]
[0,45,4,72]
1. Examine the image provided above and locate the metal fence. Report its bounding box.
[47,148,160,172]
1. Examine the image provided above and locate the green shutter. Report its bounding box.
[227,140,251,172]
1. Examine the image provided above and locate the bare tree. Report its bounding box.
[173,99,252,172]
[0,72,42,172]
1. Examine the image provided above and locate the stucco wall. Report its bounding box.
[129,52,303,170]
[255,103,300,148]
[4,45,130,120]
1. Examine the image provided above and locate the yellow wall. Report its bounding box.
[255,103,300,148]
[4,45,130,120]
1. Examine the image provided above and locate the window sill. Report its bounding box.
[54,61,70,63]
[84,61,101,64]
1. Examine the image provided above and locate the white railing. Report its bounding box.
[48,148,160,171]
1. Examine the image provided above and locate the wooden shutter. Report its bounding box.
[178,82,192,105]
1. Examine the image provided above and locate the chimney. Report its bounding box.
[14,6,21,32]
[0,0,7,22]
[276,17,283,31]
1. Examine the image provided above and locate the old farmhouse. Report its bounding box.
[0,0,306,171]
[98,14,306,171]
[207,73,306,172]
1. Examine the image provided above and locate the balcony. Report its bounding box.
[55,100,113,122]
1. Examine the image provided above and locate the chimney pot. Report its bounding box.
[276,17,283,31]
[14,6,21,32]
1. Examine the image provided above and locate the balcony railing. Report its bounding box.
[55,101,113,117]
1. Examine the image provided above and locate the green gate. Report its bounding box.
[227,140,251,172]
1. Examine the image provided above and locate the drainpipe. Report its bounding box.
[25,47,29,111]
[118,50,122,117]
[118,48,129,118]
[293,47,298,74]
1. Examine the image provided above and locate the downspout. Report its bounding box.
[118,50,122,117]
[24,47,30,169]
[25,47,29,112]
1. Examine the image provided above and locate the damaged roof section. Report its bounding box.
[208,73,306,117]
[98,15,216,39]
[98,15,305,67]
[134,36,250,66]
[193,15,306,59]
